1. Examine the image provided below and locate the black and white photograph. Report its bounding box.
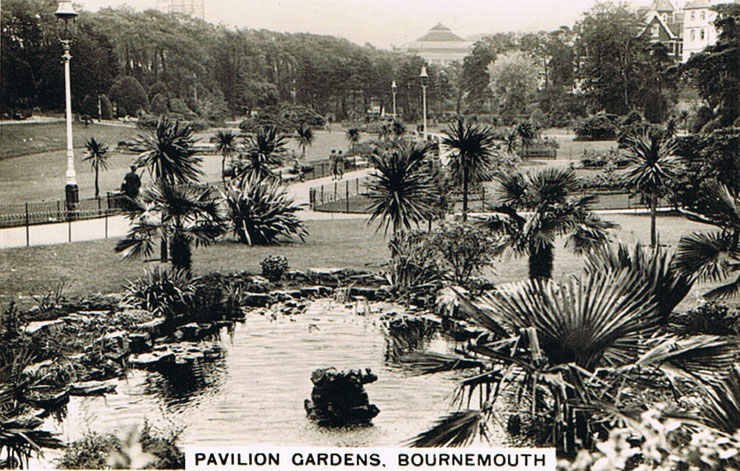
[1,0,740,469]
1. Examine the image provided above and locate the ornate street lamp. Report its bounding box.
[420,66,428,140]
[391,80,397,119]
[55,0,79,210]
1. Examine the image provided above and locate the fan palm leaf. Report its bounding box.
[407,410,487,448]
[115,181,226,270]
[698,364,740,434]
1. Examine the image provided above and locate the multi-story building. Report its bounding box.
[640,0,684,60]
[682,0,720,61]
[402,24,474,66]
[156,0,205,20]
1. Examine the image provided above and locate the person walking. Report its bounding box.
[329,149,338,180]
[336,150,345,180]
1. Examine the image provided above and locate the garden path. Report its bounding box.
[0,169,372,250]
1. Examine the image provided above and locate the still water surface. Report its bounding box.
[43,299,491,463]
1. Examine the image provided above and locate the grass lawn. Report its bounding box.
[0,218,391,303]
[0,123,356,204]
[0,122,135,161]
[0,213,728,312]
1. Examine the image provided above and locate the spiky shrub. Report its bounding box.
[261,255,289,282]
[135,117,204,185]
[386,231,443,297]
[223,174,307,245]
[406,253,740,455]
[123,267,197,325]
[366,143,436,235]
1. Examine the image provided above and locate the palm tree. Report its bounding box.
[442,117,497,221]
[235,125,287,181]
[406,254,739,454]
[82,137,109,199]
[295,123,314,159]
[622,128,678,248]
[135,118,204,185]
[484,168,615,279]
[115,181,226,271]
[346,127,361,154]
[365,142,436,236]
[514,120,539,152]
[214,130,239,183]
[391,119,406,140]
[676,181,740,299]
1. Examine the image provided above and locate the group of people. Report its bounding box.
[329,149,345,180]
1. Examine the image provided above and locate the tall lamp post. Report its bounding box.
[420,66,428,140]
[55,1,79,210]
[391,80,397,119]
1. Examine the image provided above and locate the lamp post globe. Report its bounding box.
[391,80,397,119]
[55,0,79,210]
[419,66,429,140]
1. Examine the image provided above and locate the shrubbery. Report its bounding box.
[573,113,619,140]
[108,76,149,117]
[261,255,289,282]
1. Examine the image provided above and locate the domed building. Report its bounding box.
[403,23,474,66]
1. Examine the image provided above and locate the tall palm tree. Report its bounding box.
[346,127,361,154]
[235,125,287,181]
[135,118,204,185]
[622,128,678,248]
[442,117,497,221]
[115,181,226,271]
[295,123,314,159]
[484,168,616,279]
[676,181,740,299]
[365,142,436,236]
[82,137,109,199]
[214,130,239,183]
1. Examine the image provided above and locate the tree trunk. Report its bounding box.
[462,168,469,222]
[650,193,657,248]
[171,233,192,271]
[529,241,554,279]
[160,237,168,263]
[94,168,100,199]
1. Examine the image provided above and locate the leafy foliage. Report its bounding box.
[116,181,227,271]
[83,137,109,199]
[406,259,740,455]
[223,174,307,245]
[365,143,436,235]
[426,222,503,286]
[385,231,443,298]
[135,118,204,185]
[261,255,289,282]
[234,126,287,181]
[483,168,615,279]
[442,117,498,219]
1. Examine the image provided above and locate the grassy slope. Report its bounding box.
[0,213,725,311]
[0,123,352,204]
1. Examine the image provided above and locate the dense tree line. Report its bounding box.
[2,0,737,129]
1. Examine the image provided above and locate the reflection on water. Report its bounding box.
[46,300,500,459]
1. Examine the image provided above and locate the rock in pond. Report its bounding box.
[70,380,117,396]
[304,368,380,426]
[129,351,175,371]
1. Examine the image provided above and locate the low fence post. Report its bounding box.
[105,213,108,239]
[25,203,29,247]
[57,200,61,221]
[334,182,337,201]
[346,180,350,213]
[68,219,72,243]
[320,185,324,205]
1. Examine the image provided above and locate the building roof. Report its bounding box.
[415,23,466,42]
[683,0,712,9]
[650,0,676,12]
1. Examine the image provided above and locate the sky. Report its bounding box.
[79,0,648,49]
